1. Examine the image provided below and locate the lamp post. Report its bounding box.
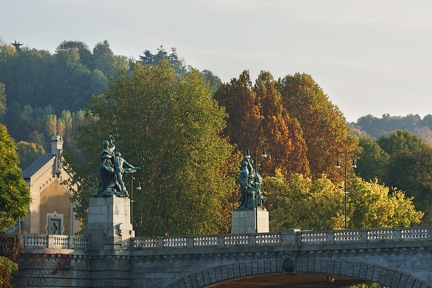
[130,176,141,225]
[336,157,356,230]
[247,148,267,233]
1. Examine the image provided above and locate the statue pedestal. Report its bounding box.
[86,196,135,250]
[231,207,269,234]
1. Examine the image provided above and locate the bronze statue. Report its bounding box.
[236,151,266,210]
[93,136,139,197]
[11,40,23,52]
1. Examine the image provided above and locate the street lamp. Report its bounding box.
[130,176,141,225]
[336,157,356,230]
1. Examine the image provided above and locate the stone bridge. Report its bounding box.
[12,227,432,288]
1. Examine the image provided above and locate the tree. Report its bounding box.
[214,70,310,177]
[57,40,94,69]
[16,141,45,169]
[93,40,129,79]
[276,73,357,181]
[68,61,237,236]
[377,130,427,155]
[376,130,432,220]
[0,83,6,119]
[139,46,188,77]
[264,172,344,231]
[263,173,422,231]
[349,177,423,228]
[356,136,390,183]
[385,147,432,225]
[0,123,31,231]
[0,235,20,288]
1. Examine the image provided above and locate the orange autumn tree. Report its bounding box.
[277,73,357,181]
[215,70,310,177]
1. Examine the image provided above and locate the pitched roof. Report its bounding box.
[23,154,56,179]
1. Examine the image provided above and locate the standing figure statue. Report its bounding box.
[114,151,139,197]
[236,152,266,210]
[93,135,139,197]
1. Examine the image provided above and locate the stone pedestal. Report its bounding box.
[86,195,135,250]
[231,207,269,234]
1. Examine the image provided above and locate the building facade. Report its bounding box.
[21,135,80,235]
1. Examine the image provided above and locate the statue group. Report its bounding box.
[236,152,266,210]
[93,136,139,197]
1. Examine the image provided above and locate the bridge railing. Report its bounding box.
[15,227,431,250]
[132,227,431,250]
[18,234,88,250]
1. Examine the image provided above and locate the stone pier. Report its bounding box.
[231,207,269,234]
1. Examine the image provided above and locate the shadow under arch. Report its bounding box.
[164,257,431,288]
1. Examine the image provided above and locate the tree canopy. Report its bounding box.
[0,124,31,231]
[67,61,237,236]
[264,172,423,231]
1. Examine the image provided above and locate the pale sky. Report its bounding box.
[2,0,432,122]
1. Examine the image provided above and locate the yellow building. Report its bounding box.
[21,135,80,235]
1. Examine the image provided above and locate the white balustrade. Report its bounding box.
[193,236,218,246]
[367,229,396,240]
[256,233,281,244]
[301,231,328,242]
[163,237,187,247]
[401,227,430,239]
[52,235,69,248]
[334,231,362,241]
[133,238,157,248]
[224,235,249,245]
[17,226,432,252]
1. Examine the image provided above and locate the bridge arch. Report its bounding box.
[294,257,427,288]
[165,257,429,288]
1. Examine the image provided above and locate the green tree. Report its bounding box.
[93,40,129,79]
[46,114,57,136]
[356,136,390,183]
[0,236,20,288]
[385,148,432,225]
[0,124,31,231]
[265,172,344,230]
[375,130,432,224]
[349,177,423,228]
[140,46,188,77]
[263,173,422,231]
[57,40,94,69]
[16,141,46,169]
[68,61,237,236]
[377,130,426,155]
[0,83,6,119]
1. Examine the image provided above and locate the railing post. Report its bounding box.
[281,229,300,246]
[186,236,194,248]
[156,236,164,249]
[69,235,74,249]
[47,235,54,248]
[327,230,335,244]
[217,235,225,248]
[250,234,257,246]
[395,227,402,241]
